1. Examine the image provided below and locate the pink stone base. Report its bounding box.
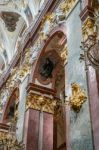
[43,112,53,150]
[24,109,40,150]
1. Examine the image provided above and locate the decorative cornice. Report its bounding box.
[26,83,56,96]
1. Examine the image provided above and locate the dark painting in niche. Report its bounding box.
[40,57,54,78]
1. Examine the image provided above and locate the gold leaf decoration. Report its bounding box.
[70,83,87,112]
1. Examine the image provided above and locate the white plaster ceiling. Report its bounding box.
[0,0,45,75]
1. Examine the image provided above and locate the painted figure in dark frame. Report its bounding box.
[40,57,54,78]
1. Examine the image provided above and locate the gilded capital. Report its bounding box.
[26,93,57,114]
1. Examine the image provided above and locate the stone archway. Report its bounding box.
[24,27,69,150]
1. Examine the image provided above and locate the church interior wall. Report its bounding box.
[65,1,93,150]
[0,0,98,149]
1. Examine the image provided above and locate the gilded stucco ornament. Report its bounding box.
[39,31,48,42]
[18,64,30,80]
[0,128,24,149]
[41,13,55,28]
[17,49,31,80]
[26,93,57,114]
[87,9,99,70]
[59,0,78,14]
[81,8,99,45]
[82,17,97,41]
[70,83,87,112]
[81,9,99,70]
[38,13,56,44]
[60,46,68,65]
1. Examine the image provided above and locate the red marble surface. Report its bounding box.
[53,119,57,150]
[24,109,40,150]
[43,112,53,150]
[87,67,99,150]
[63,105,70,150]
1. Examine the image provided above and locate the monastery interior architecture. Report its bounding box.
[0,0,98,150]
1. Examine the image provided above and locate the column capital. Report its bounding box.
[26,92,58,114]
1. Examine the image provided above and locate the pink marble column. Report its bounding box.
[43,112,53,150]
[63,105,70,150]
[53,119,57,150]
[24,110,54,150]
[24,109,40,150]
[87,66,99,150]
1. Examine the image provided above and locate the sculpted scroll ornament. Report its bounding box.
[70,83,87,112]
[82,18,97,41]
[26,93,57,114]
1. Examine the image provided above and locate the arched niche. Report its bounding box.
[1,88,19,124]
[32,28,67,91]
[30,26,68,149]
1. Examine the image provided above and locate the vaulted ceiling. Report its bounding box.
[0,0,44,74]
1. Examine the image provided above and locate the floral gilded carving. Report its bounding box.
[26,92,58,114]
[70,83,87,112]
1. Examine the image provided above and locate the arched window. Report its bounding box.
[2,88,19,124]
